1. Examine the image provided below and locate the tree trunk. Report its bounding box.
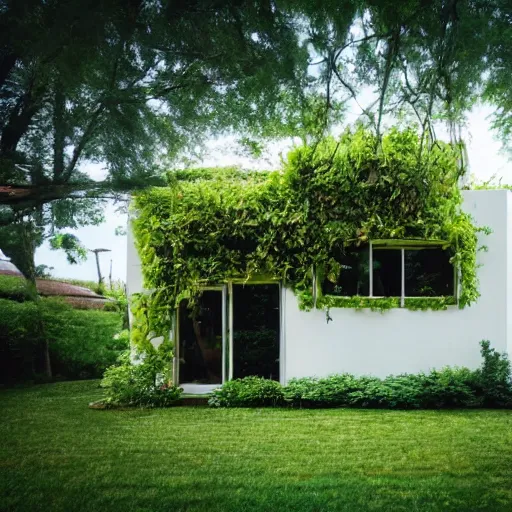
[52,77,66,181]
[19,218,52,379]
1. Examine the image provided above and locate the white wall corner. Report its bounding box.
[506,191,512,361]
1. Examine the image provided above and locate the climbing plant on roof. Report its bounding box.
[131,127,480,353]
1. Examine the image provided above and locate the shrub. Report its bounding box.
[0,275,30,301]
[100,352,182,407]
[208,376,284,407]
[347,376,396,408]
[283,369,480,409]
[0,296,125,384]
[473,340,512,407]
[0,298,41,383]
[283,374,360,408]
[41,298,125,379]
[378,374,425,409]
[417,367,479,408]
[212,341,512,409]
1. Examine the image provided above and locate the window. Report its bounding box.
[322,240,455,303]
[322,246,369,297]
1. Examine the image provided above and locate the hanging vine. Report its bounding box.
[131,127,480,351]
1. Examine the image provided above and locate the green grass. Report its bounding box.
[1,381,512,512]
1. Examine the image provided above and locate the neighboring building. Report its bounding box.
[0,250,109,309]
[127,189,512,394]
[0,249,24,277]
[34,279,110,310]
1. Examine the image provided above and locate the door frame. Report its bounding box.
[229,281,283,384]
[174,280,284,393]
[174,285,227,395]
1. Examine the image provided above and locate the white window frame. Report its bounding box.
[325,239,457,306]
[174,285,227,393]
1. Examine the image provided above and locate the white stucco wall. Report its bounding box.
[126,217,144,298]
[126,189,512,382]
[284,189,512,380]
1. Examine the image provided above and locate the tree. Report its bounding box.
[0,0,312,207]
[2,1,512,211]
[484,0,512,153]
[1,0,511,380]
[290,0,512,159]
[0,0,314,298]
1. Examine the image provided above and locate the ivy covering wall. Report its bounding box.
[132,128,480,349]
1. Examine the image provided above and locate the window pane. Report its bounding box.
[373,249,401,297]
[405,249,454,297]
[322,246,369,296]
[178,291,223,385]
[233,284,280,381]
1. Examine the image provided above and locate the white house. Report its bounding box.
[127,189,512,394]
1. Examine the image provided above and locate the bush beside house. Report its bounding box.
[208,341,512,409]
[100,351,182,407]
[208,376,284,408]
[42,301,126,379]
[97,340,512,410]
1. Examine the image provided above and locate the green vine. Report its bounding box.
[404,296,457,311]
[317,296,457,312]
[130,292,173,357]
[132,127,481,339]
[323,296,401,311]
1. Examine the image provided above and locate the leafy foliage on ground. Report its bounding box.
[208,376,284,408]
[100,351,181,408]
[132,127,480,349]
[0,275,30,301]
[209,341,512,410]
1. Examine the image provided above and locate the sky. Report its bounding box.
[34,104,512,284]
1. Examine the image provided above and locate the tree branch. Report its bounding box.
[376,29,400,143]
[52,77,66,181]
[331,65,376,127]
[0,69,46,158]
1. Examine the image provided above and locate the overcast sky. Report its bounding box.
[34,104,512,283]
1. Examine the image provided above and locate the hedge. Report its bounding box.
[208,341,512,409]
[0,297,125,384]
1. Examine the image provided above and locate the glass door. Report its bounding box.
[232,283,280,381]
[178,287,226,391]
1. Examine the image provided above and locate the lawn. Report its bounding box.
[1,381,512,512]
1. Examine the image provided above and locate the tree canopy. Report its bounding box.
[1,0,511,207]
[295,0,512,150]
[0,0,312,207]
[0,0,511,279]
[0,0,312,275]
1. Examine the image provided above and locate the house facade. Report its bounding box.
[127,189,512,394]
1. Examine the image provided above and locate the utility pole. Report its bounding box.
[90,248,111,288]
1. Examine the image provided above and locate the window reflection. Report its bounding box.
[179,291,223,384]
[372,249,401,297]
[405,248,454,297]
[322,246,369,296]
[322,243,455,299]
